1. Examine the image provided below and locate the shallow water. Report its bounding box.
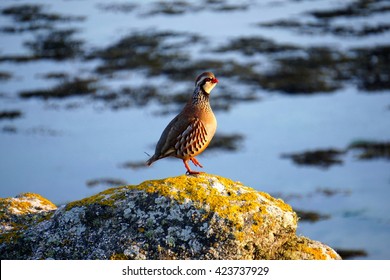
[1,0,389,259]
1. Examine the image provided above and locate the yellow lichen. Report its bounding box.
[21,193,57,209]
[1,193,57,215]
[325,246,340,260]
[281,236,340,260]
[153,175,295,241]
[110,253,129,260]
[300,244,327,260]
[65,186,128,210]
[64,174,296,241]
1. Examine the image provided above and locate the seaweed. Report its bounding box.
[139,0,248,17]
[118,161,148,170]
[309,0,390,20]
[259,19,390,37]
[207,133,244,151]
[19,78,98,99]
[89,31,191,75]
[258,48,346,94]
[295,209,330,223]
[93,86,162,110]
[2,125,17,134]
[86,178,127,188]
[349,46,390,91]
[0,71,12,81]
[24,29,84,60]
[1,4,84,33]
[281,148,345,168]
[215,36,299,56]
[348,140,390,160]
[335,248,368,260]
[283,140,390,167]
[0,110,23,120]
[0,29,85,62]
[142,1,195,16]
[96,3,138,14]
[215,39,352,94]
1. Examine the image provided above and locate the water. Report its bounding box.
[1,0,389,259]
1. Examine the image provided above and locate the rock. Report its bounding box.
[0,174,341,260]
[0,192,56,235]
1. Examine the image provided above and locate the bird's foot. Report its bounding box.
[190,157,203,168]
[183,159,203,175]
[185,170,204,175]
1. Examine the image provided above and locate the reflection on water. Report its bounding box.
[0,0,389,259]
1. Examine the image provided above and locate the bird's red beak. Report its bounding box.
[212,78,219,84]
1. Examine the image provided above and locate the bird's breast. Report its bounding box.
[203,111,217,141]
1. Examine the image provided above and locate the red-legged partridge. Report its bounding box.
[146,72,218,174]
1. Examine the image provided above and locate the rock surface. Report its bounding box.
[0,174,341,260]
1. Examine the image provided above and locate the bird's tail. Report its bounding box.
[146,154,156,166]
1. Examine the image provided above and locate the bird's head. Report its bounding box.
[195,72,218,94]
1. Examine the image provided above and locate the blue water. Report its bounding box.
[1,0,389,259]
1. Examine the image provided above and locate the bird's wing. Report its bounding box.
[155,115,184,157]
[156,116,208,159]
[174,117,208,158]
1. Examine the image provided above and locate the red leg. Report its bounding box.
[190,157,203,168]
[183,159,202,175]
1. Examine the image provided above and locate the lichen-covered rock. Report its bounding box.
[0,193,57,235]
[0,174,341,260]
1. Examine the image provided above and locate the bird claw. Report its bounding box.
[190,158,203,168]
[183,158,204,175]
[186,170,203,176]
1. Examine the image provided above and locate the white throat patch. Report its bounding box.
[202,81,217,94]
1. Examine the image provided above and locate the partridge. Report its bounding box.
[146,72,218,174]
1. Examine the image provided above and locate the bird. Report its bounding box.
[146,72,218,174]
